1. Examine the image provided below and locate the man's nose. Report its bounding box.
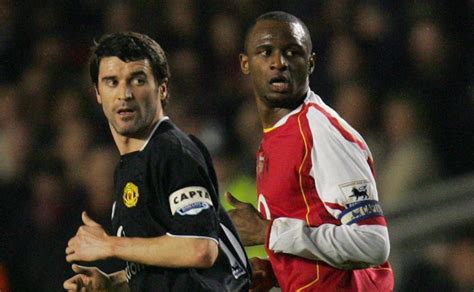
[118,84,132,100]
[270,52,288,70]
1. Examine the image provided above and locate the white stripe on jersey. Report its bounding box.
[220,223,248,268]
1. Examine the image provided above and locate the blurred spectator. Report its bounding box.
[319,0,351,35]
[326,34,366,92]
[54,118,95,188]
[447,232,474,290]
[31,36,67,72]
[78,146,119,227]
[376,94,440,209]
[51,87,89,124]
[167,47,204,104]
[406,18,450,87]
[8,162,76,291]
[232,97,262,170]
[0,0,20,82]
[0,121,33,183]
[332,82,374,135]
[0,262,10,292]
[400,224,474,291]
[399,241,456,291]
[351,1,401,93]
[216,99,261,198]
[331,82,384,164]
[403,11,471,176]
[208,12,243,97]
[353,1,388,43]
[102,1,138,33]
[162,0,200,46]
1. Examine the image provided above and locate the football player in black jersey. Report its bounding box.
[64,32,251,291]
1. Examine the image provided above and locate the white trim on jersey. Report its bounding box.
[219,238,247,279]
[165,232,219,245]
[140,116,170,151]
[220,223,248,268]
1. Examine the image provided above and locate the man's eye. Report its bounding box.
[259,49,271,56]
[132,78,146,85]
[286,50,297,57]
[107,79,118,87]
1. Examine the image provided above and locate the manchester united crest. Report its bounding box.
[123,182,139,208]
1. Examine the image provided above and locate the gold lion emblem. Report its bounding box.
[123,182,139,208]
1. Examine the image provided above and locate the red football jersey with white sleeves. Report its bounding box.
[256,90,394,291]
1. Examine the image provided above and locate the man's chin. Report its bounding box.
[115,122,155,139]
[112,122,139,137]
[115,128,136,137]
[263,93,300,109]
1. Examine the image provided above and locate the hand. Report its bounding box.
[249,257,277,292]
[63,264,110,291]
[66,212,112,262]
[225,192,269,246]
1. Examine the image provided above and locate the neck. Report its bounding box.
[257,102,291,129]
[256,92,307,129]
[112,132,144,155]
[111,119,161,155]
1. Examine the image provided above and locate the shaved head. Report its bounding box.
[243,11,312,53]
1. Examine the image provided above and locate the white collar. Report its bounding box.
[139,116,170,151]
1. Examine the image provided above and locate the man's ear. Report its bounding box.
[240,53,250,75]
[158,78,169,102]
[308,53,316,74]
[95,87,102,104]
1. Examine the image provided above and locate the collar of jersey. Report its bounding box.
[139,116,170,151]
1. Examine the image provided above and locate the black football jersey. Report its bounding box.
[111,118,251,291]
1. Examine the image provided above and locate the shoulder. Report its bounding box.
[146,120,205,164]
[303,91,368,148]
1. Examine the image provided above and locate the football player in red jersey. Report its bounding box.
[227,11,394,291]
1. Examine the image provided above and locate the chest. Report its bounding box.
[111,157,168,237]
[256,121,316,218]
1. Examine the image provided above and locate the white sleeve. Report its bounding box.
[268,217,390,269]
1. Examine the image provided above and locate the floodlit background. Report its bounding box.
[0,1,472,291]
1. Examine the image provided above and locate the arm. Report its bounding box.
[109,233,218,268]
[66,212,218,269]
[225,193,389,269]
[268,218,389,269]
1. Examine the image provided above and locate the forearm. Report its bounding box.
[109,234,219,268]
[268,218,390,269]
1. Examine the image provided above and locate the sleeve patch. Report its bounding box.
[169,186,213,216]
[338,200,383,225]
[339,180,373,202]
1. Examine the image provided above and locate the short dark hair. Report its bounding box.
[89,32,170,88]
[243,11,313,53]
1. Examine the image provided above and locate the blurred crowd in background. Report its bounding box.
[0,0,472,291]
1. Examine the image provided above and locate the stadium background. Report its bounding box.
[0,0,472,291]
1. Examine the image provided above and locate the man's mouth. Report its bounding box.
[117,108,135,118]
[269,77,290,92]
